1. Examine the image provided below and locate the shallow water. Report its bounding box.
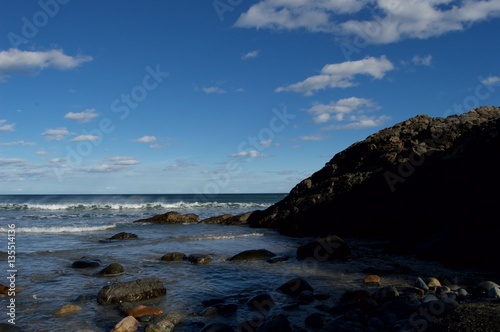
[0,194,496,331]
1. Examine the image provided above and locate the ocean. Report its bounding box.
[0,194,487,331]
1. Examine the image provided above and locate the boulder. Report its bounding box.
[266,255,289,264]
[160,252,187,262]
[201,303,238,317]
[246,107,500,270]
[228,249,276,262]
[134,211,199,224]
[97,263,124,276]
[54,304,82,316]
[109,232,138,240]
[97,278,166,305]
[296,235,350,261]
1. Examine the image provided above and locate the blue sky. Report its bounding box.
[1,0,499,194]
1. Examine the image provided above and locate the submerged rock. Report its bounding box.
[228,249,276,262]
[200,322,235,332]
[97,278,166,305]
[97,263,124,276]
[54,304,82,316]
[109,232,138,240]
[72,258,101,268]
[160,252,187,262]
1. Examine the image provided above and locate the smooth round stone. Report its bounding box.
[111,316,140,332]
[54,304,82,316]
[126,305,164,318]
[363,275,381,286]
[415,277,429,290]
[97,263,124,276]
[488,286,500,299]
[426,277,442,288]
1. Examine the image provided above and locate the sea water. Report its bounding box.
[0,194,490,331]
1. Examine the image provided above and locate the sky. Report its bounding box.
[1,0,500,195]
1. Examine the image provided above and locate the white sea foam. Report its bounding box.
[0,201,271,211]
[0,224,116,234]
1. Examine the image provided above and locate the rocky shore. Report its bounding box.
[3,107,500,331]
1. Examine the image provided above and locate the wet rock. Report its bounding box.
[276,277,313,296]
[144,312,183,332]
[160,252,187,262]
[475,281,500,297]
[97,278,166,305]
[188,254,212,264]
[237,319,262,332]
[72,258,101,268]
[54,304,82,316]
[97,263,124,276]
[228,249,276,262]
[0,284,10,295]
[202,299,225,307]
[126,305,164,318]
[111,315,140,332]
[296,235,350,261]
[200,322,235,332]
[109,232,138,240]
[363,275,381,286]
[134,211,199,224]
[0,324,25,332]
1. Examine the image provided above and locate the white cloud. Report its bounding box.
[203,86,227,94]
[0,119,15,132]
[0,48,92,80]
[276,56,394,95]
[230,150,270,158]
[36,149,47,156]
[135,135,157,143]
[0,158,26,166]
[412,55,433,66]
[260,139,272,147]
[481,75,500,86]
[236,0,500,44]
[299,135,325,141]
[0,140,36,146]
[323,114,391,130]
[64,108,98,123]
[71,135,100,142]
[107,156,139,165]
[307,97,377,124]
[42,128,69,141]
[242,50,260,60]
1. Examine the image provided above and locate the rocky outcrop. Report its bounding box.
[200,212,253,225]
[134,211,199,224]
[247,106,500,270]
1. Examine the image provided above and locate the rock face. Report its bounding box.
[247,106,500,270]
[97,278,166,305]
[134,211,199,224]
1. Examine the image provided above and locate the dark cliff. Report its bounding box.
[248,106,500,269]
